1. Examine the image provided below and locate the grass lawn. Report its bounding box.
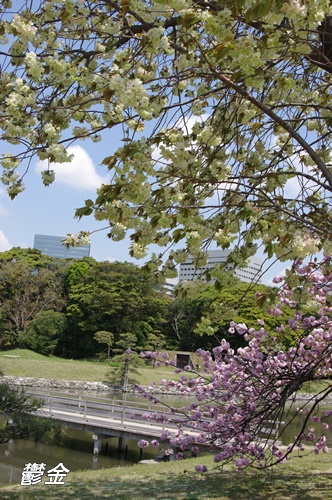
[0,349,194,385]
[0,349,327,390]
[0,450,331,499]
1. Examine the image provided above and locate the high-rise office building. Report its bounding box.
[34,234,90,259]
[178,249,262,284]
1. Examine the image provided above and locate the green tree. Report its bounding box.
[0,258,66,346]
[19,310,68,355]
[65,261,125,357]
[65,257,96,287]
[106,352,144,392]
[194,281,295,351]
[0,380,41,443]
[163,278,294,352]
[64,260,169,358]
[165,295,212,351]
[106,334,145,391]
[0,378,67,445]
[0,247,53,267]
[94,330,114,361]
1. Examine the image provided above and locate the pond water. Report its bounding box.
[280,404,332,446]
[0,390,179,486]
[1,390,332,485]
[0,429,159,486]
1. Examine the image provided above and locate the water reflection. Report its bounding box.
[280,407,332,446]
[0,390,192,485]
[0,429,158,486]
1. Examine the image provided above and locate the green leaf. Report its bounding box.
[96,184,123,205]
[74,206,93,219]
[224,0,245,12]
[234,0,246,13]
[245,0,272,23]
[256,0,273,17]
[264,242,273,259]
[151,187,165,201]
[172,229,185,244]
[122,144,140,159]
[150,215,160,228]
[213,42,233,59]
[101,156,116,167]
[101,156,114,165]
[180,13,200,29]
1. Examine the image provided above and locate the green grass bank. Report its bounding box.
[0,451,331,499]
[0,349,190,386]
[0,349,329,393]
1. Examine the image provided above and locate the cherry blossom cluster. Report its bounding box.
[137,259,332,470]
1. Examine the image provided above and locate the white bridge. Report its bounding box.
[24,389,282,456]
[26,389,190,455]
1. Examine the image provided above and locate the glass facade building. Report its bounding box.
[33,234,90,259]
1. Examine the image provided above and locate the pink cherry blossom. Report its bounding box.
[137,440,149,448]
[139,257,332,471]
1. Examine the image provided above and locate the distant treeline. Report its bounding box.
[0,248,293,359]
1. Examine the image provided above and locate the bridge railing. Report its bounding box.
[25,389,186,430]
[25,389,284,444]
[26,388,169,410]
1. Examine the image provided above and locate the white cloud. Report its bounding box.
[0,230,11,251]
[35,145,108,190]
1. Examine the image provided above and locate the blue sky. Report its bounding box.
[0,139,127,262]
[0,134,288,286]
